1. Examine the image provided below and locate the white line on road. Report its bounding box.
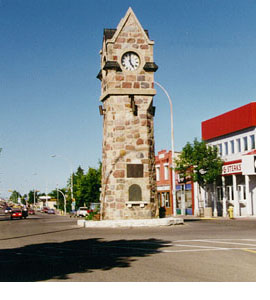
[162,247,257,253]
[189,240,256,247]
[163,243,227,250]
[174,238,256,242]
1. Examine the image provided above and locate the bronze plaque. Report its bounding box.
[129,184,142,202]
[127,164,143,178]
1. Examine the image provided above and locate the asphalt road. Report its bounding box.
[0,212,256,282]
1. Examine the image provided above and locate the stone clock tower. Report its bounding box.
[97,7,159,220]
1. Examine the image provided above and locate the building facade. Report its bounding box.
[155,150,194,216]
[201,102,256,217]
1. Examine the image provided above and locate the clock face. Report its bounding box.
[121,52,140,71]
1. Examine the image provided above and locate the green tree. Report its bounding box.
[67,163,101,210]
[9,190,21,203]
[175,139,224,216]
[174,138,223,186]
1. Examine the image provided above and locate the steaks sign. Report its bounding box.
[222,163,242,175]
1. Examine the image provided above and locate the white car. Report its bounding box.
[76,207,89,217]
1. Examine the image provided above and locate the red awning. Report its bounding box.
[244,149,256,155]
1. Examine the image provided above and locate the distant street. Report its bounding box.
[0,212,255,282]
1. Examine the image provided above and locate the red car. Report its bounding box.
[10,210,23,220]
[28,208,35,215]
[42,207,49,213]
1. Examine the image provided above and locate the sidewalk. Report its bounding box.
[182,215,256,221]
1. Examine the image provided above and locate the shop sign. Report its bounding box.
[222,163,242,175]
[157,185,170,191]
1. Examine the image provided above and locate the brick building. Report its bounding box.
[155,150,194,216]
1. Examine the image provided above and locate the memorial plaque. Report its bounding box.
[129,184,142,202]
[127,164,143,178]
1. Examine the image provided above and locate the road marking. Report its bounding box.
[162,247,257,253]
[242,249,256,254]
[163,243,227,250]
[192,240,255,247]
[174,238,256,242]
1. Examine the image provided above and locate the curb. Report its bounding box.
[77,217,184,228]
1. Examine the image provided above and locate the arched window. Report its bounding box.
[129,184,142,202]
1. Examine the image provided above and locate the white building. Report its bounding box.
[200,102,256,217]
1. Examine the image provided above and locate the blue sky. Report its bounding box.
[0,0,256,198]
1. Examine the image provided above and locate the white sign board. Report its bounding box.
[157,185,170,191]
[242,155,256,175]
[222,163,242,175]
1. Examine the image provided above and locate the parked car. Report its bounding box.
[76,207,89,217]
[28,208,35,215]
[47,209,55,214]
[10,209,22,220]
[42,207,49,213]
[4,207,12,214]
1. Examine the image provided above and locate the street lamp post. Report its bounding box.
[57,188,66,215]
[154,81,177,217]
[51,155,74,211]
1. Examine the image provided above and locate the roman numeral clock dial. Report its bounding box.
[121,52,140,71]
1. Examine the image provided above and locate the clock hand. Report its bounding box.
[129,54,134,68]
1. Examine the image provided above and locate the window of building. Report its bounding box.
[164,164,169,180]
[218,144,223,156]
[237,138,241,152]
[243,136,248,151]
[156,167,160,181]
[230,140,235,154]
[164,192,170,207]
[217,187,223,201]
[250,134,255,149]
[224,142,228,155]
[226,186,234,200]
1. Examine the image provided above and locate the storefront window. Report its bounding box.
[161,192,170,208]
[217,187,223,201]
[226,186,233,200]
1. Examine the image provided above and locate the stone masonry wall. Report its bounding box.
[101,95,157,220]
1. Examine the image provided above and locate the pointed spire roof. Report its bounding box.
[104,7,154,45]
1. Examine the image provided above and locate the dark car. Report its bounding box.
[4,207,12,214]
[10,210,23,220]
[47,209,55,214]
